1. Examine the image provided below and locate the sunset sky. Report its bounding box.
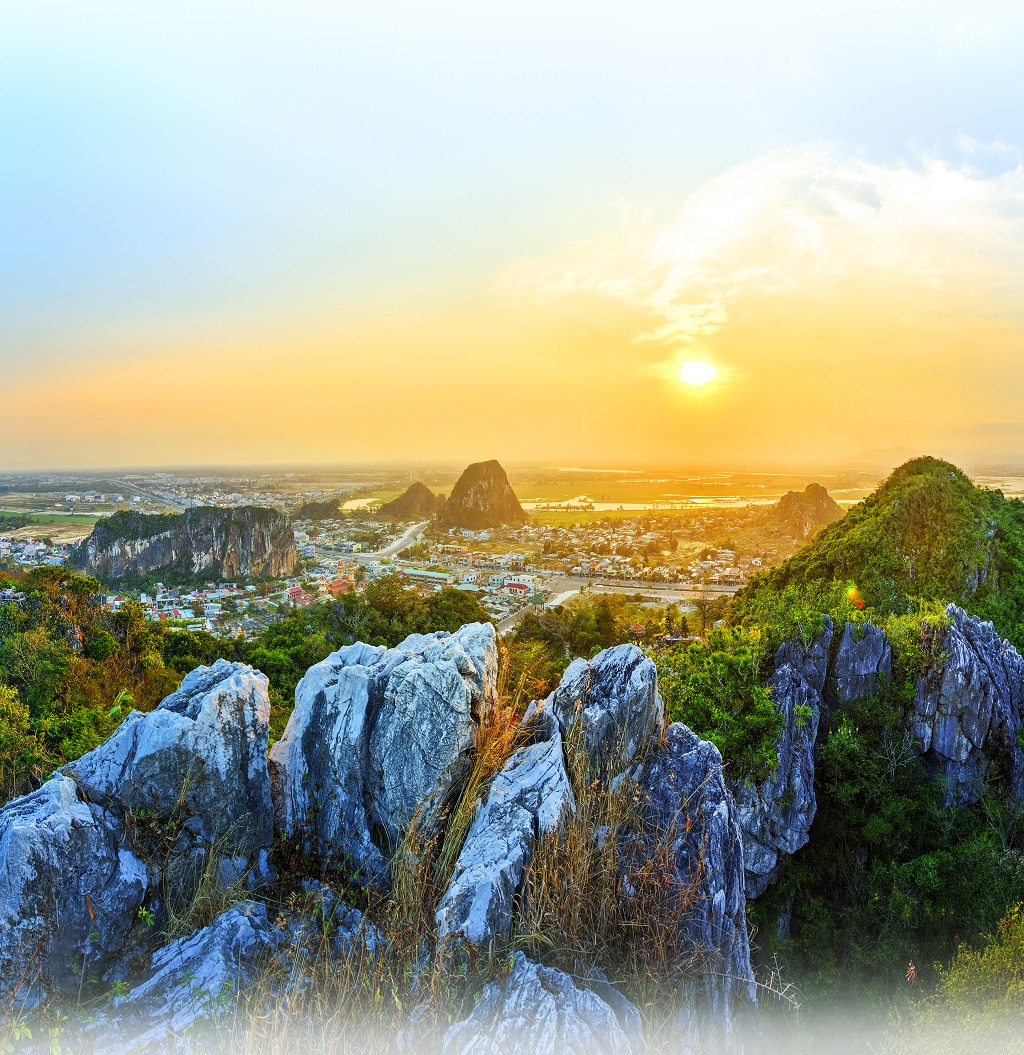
[3,1,1024,469]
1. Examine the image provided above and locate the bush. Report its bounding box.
[655,627,782,783]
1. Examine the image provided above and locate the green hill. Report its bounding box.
[736,457,1024,647]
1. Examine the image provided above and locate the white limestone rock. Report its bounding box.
[443,951,642,1055]
[549,644,663,777]
[66,659,274,867]
[435,706,575,952]
[270,623,498,888]
[0,774,148,1003]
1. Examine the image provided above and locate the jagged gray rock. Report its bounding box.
[65,659,274,885]
[442,951,642,1055]
[638,724,756,1032]
[912,605,1024,805]
[733,619,833,899]
[826,621,892,707]
[549,644,663,776]
[270,623,498,888]
[95,901,284,1054]
[276,879,385,959]
[435,705,575,952]
[0,774,148,1004]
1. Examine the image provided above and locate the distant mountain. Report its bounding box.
[438,460,527,530]
[294,498,342,521]
[739,457,1024,635]
[378,482,446,520]
[765,483,844,540]
[73,507,297,584]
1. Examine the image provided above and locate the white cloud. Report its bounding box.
[499,143,1024,348]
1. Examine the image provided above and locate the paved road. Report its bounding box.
[543,575,739,604]
[351,521,428,564]
[496,577,738,635]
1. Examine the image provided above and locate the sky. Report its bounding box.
[2,1,1024,470]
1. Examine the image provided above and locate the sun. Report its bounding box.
[678,360,717,386]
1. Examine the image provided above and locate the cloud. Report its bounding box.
[499,143,1024,350]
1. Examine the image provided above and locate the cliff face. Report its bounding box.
[378,481,446,520]
[439,460,527,530]
[74,507,297,582]
[767,483,844,540]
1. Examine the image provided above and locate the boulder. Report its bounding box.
[638,724,756,1031]
[549,644,663,776]
[65,659,275,887]
[825,621,892,707]
[269,641,389,885]
[733,620,833,899]
[0,774,148,1003]
[270,623,498,888]
[276,879,385,960]
[435,705,575,952]
[912,605,1024,805]
[442,951,642,1055]
[95,901,284,1054]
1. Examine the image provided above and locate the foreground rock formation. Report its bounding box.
[443,952,643,1055]
[0,660,272,1007]
[435,705,575,953]
[269,623,499,888]
[732,619,832,899]
[912,605,1024,805]
[0,629,760,1052]
[736,605,1024,896]
[74,506,297,582]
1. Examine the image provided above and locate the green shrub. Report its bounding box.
[655,626,782,783]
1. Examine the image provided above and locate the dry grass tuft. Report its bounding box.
[513,721,706,1015]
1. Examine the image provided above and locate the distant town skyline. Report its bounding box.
[3,2,1024,469]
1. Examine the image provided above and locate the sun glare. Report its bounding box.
[678,360,717,386]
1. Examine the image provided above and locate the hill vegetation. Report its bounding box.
[293,498,342,521]
[73,506,298,587]
[378,481,446,519]
[736,457,1024,648]
[438,460,527,529]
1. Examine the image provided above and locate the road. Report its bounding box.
[351,521,428,564]
[496,576,739,634]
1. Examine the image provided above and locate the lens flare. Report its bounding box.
[678,360,717,386]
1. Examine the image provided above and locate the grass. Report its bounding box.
[0,648,786,1055]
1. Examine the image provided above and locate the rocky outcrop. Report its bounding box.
[443,951,642,1055]
[95,901,284,1054]
[435,707,575,953]
[765,483,844,540]
[0,775,148,1005]
[826,621,892,707]
[73,506,297,582]
[912,605,1024,805]
[379,482,446,520]
[269,623,498,888]
[734,620,832,899]
[638,724,756,1030]
[438,460,527,530]
[550,644,663,778]
[66,660,275,887]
